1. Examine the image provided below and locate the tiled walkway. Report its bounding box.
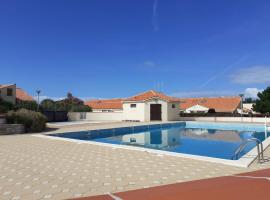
[0,122,270,200]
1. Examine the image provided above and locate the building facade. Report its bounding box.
[0,84,34,104]
[0,84,16,104]
[80,90,180,122]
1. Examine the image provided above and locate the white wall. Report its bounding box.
[123,102,145,121]
[167,102,180,121]
[179,117,268,123]
[144,99,168,121]
[121,100,180,122]
[68,112,124,121]
[69,100,180,122]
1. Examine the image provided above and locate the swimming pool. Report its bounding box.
[49,122,269,161]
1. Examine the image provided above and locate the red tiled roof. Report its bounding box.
[179,97,241,113]
[16,88,34,101]
[85,99,124,109]
[125,90,180,103]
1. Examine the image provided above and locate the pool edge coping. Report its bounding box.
[33,121,270,168]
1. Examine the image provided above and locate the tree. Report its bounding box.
[0,98,14,113]
[243,97,256,103]
[40,93,92,112]
[253,87,270,114]
[40,99,55,111]
[15,100,38,111]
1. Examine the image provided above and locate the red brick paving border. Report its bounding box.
[73,168,270,200]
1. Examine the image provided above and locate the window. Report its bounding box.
[7,88,13,96]
[130,104,136,108]
[172,104,176,108]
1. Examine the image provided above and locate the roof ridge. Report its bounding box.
[126,90,155,99]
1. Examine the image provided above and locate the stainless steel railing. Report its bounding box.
[232,138,264,163]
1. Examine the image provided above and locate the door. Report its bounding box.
[150,104,162,121]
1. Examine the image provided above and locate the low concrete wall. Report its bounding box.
[68,112,124,121]
[179,117,268,123]
[0,124,25,135]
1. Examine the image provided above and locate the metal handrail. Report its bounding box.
[232,138,264,162]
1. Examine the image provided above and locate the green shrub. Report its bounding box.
[0,99,14,113]
[40,99,55,111]
[40,94,92,112]
[6,109,47,132]
[69,104,92,112]
[15,100,38,111]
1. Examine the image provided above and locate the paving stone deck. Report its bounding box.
[0,122,270,200]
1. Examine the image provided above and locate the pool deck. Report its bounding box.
[1,121,270,200]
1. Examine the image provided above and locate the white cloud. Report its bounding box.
[171,90,239,98]
[152,0,159,31]
[230,66,270,84]
[200,54,250,88]
[144,61,156,67]
[244,88,262,99]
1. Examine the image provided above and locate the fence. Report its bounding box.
[43,111,68,122]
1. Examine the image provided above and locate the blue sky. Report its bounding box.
[1,0,270,100]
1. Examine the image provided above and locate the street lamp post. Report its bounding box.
[36,90,41,112]
[239,94,244,118]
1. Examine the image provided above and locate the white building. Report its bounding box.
[71,90,181,122]
[242,103,256,114]
[122,90,180,121]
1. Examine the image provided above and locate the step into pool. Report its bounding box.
[49,122,269,160]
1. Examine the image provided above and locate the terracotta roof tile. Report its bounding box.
[125,90,180,102]
[85,98,124,109]
[179,97,241,113]
[16,88,34,101]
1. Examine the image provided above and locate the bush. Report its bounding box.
[40,94,92,112]
[40,99,55,111]
[69,104,92,112]
[15,100,38,111]
[0,99,14,113]
[6,109,47,132]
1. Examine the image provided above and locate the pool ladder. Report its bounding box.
[264,116,269,138]
[232,138,264,163]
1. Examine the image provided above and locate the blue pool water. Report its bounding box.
[50,122,270,160]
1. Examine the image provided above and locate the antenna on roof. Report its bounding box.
[160,81,164,93]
